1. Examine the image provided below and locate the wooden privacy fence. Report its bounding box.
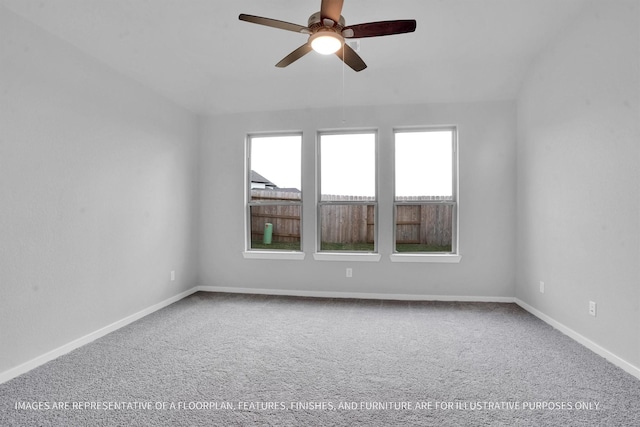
[395,203,453,246]
[250,190,452,246]
[250,190,301,243]
[320,203,376,244]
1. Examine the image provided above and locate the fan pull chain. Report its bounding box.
[341,44,346,124]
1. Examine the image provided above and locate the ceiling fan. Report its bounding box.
[239,0,417,72]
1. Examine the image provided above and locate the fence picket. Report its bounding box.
[250,190,451,246]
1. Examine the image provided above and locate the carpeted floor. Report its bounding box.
[1,291,639,426]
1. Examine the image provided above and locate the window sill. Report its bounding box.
[243,251,306,260]
[389,254,462,263]
[313,252,382,262]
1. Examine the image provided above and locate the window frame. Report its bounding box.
[314,129,381,261]
[243,132,305,260]
[390,126,461,263]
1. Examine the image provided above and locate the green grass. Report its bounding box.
[395,243,452,253]
[251,241,452,253]
[320,242,375,252]
[320,242,451,253]
[251,241,301,251]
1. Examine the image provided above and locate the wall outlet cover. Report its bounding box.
[589,301,597,317]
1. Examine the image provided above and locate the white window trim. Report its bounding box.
[317,129,379,255]
[313,252,382,262]
[243,251,306,260]
[245,132,304,256]
[389,253,462,263]
[392,126,460,258]
[243,126,461,263]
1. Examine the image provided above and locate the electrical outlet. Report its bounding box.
[539,281,545,294]
[171,270,176,281]
[589,301,597,317]
[346,268,353,278]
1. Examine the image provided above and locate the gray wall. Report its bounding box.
[199,101,517,298]
[0,8,200,373]
[4,0,638,382]
[516,0,640,367]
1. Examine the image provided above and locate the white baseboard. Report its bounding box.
[0,287,199,385]
[195,285,516,303]
[4,287,637,385]
[515,298,640,381]
[199,287,640,380]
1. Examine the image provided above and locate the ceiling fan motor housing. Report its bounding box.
[308,11,346,32]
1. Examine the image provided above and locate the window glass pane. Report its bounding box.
[395,130,453,200]
[250,205,301,250]
[320,204,375,252]
[320,133,375,201]
[395,204,452,253]
[250,135,301,201]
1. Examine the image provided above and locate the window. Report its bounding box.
[394,128,457,254]
[246,134,302,252]
[244,127,459,262]
[318,131,377,252]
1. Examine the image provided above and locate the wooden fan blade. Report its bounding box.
[320,0,344,22]
[335,43,367,72]
[343,20,417,38]
[239,14,309,34]
[276,43,313,68]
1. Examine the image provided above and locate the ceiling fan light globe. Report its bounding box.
[310,32,343,55]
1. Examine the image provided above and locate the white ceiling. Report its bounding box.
[1,0,587,115]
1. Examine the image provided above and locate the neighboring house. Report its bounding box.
[250,170,301,193]
[250,170,277,190]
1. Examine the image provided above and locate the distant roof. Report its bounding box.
[250,171,300,193]
[250,170,275,186]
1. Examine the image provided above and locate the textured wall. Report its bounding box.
[0,8,200,373]
[516,0,640,367]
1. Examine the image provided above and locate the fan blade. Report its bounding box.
[239,14,309,34]
[276,43,313,68]
[343,20,416,38]
[335,43,367,72]
[320,0,344,22]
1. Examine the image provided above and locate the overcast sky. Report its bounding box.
[250,131,453,197]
